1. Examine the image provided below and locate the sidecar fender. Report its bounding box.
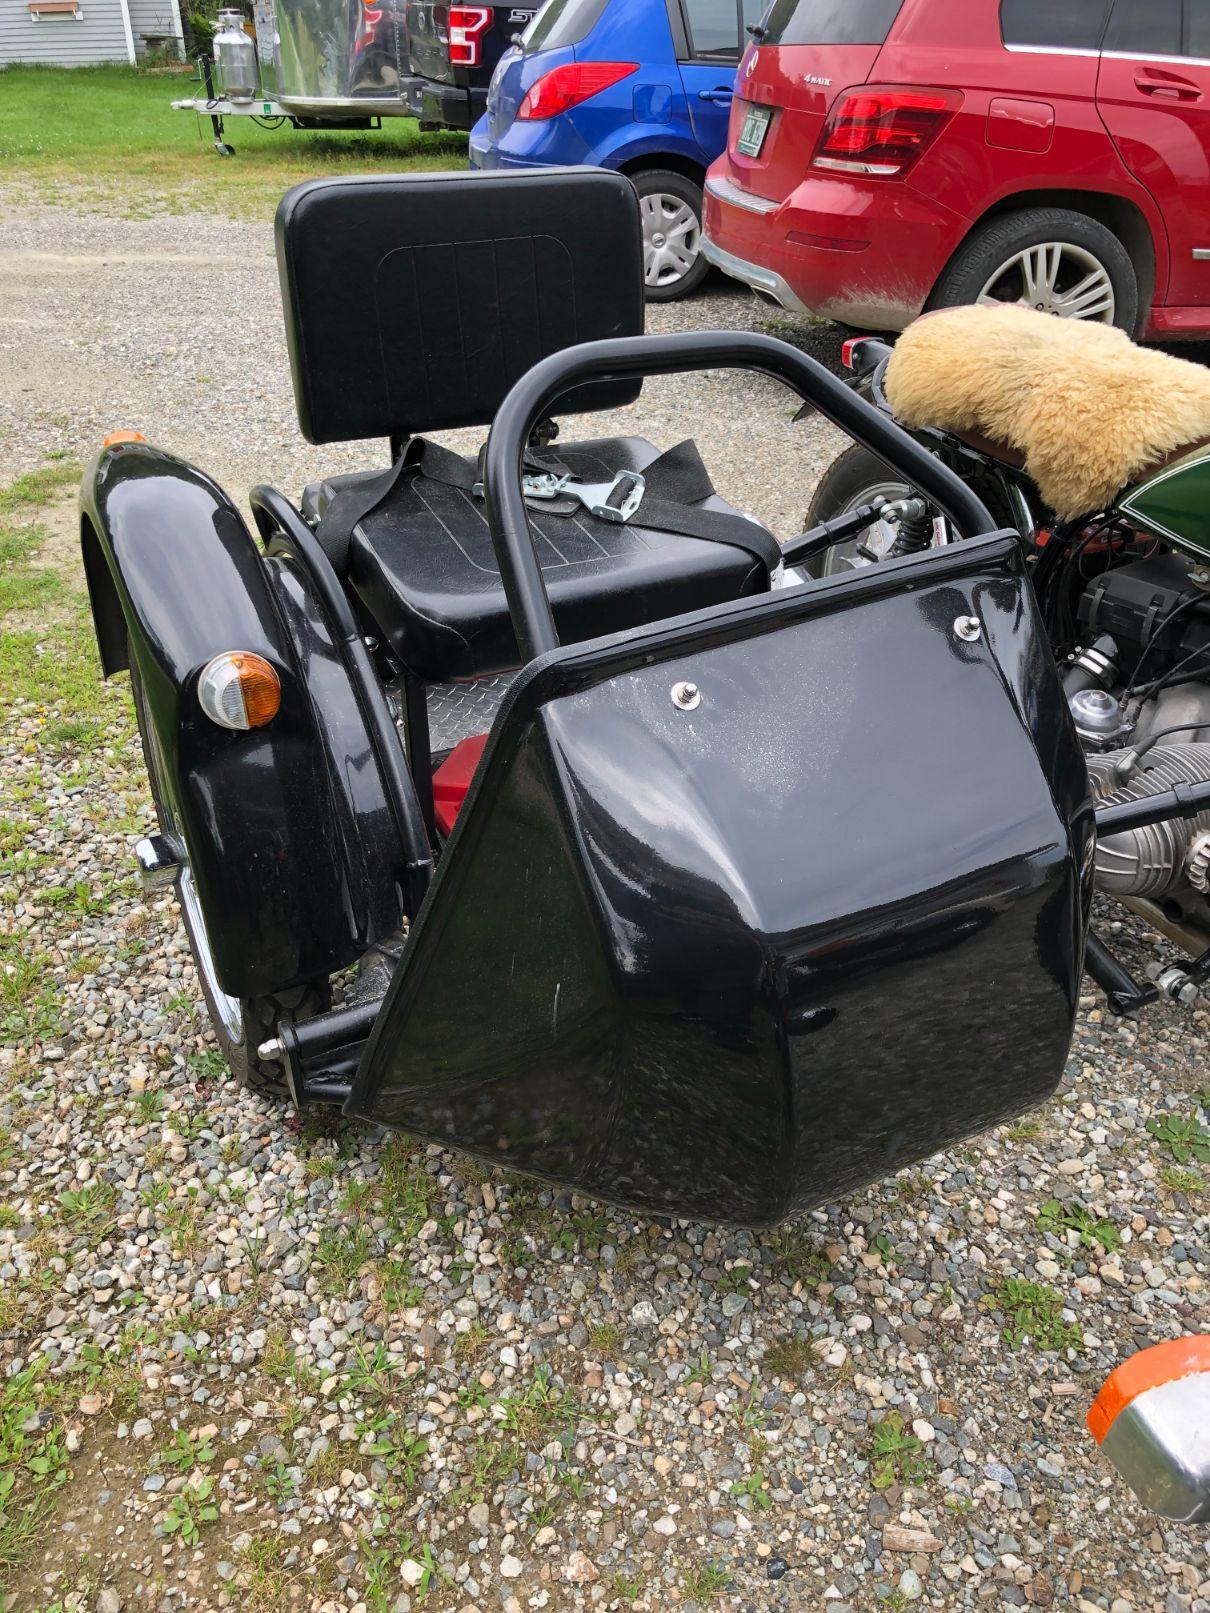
[80,440,404,999]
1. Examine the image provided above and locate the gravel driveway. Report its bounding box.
[0,184,1207,1613]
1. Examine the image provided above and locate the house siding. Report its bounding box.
[0,0,133,64]
[127,0,182,57]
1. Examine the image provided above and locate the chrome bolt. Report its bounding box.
[953,615,982,643]
[670,680,701,711]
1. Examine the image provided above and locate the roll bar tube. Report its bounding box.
[482,331,998,664]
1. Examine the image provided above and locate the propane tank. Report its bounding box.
[214,9,258,102]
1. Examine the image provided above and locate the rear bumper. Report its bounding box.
[416,78,486,131]
[699,233,812,317]
[702,165,968,330]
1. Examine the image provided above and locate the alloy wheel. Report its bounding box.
[641,192,701,291]
[978,241,1116,323]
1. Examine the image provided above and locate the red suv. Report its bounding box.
[702,0,1210,338]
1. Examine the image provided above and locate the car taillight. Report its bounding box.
[811,86,962,178]
[448,6,491,67]
[517,61,638,120]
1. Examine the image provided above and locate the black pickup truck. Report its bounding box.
[405,0,539,131]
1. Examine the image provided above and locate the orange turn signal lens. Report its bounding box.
[197,652,281,731]
[102,429,147,447]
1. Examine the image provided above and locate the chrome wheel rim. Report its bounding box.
[641,192,700,289]
[978,241,1116,322]
[815,478,913,578]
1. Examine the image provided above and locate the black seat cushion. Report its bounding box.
[307,438,771,682]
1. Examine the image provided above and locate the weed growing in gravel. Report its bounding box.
[611,1570,647,1600]
[729,1467,773,1510]
[161,1476,219,1546]
[499,1364,577,1445]
[0,1359,71,1570]
[988,1278,1084,1352]
[1146,1111,1210,1165]
[587,1321,622,1357]
[715,1263,753,1295]
[869,1410,934,1490]
[682,1561,731,1595]
[763,1331,821,1383]
[1160,1165,1204,1198]
[132,1089,165,1123]
[1036,1199,1120,1254]
[159,1427,216,1472]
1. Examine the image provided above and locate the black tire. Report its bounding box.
[632,168,709,302]
[129,650,327,1100]
[801,445,912,579]
[927,206,1139,335]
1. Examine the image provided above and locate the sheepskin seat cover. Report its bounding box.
[884,304,1210,520]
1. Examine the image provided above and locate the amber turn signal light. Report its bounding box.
[102,430,147,447]
[197,652,281,731]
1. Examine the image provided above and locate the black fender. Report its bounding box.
[80,440,406,999]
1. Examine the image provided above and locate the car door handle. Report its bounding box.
[698,88,734,103]
[1135,74,1202,100]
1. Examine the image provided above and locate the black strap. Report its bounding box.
[315,436,781,578]
[632,441,783,574]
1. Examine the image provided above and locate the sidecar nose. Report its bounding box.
[1089,1337,1210,1524]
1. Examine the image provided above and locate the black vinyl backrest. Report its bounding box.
[275,168,646,445]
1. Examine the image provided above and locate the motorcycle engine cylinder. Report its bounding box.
[1089,744,1210,896]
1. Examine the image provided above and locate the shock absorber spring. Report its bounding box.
[887,497,934,557]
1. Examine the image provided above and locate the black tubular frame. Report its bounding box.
[249,485,434,918]
[482,331,999,663]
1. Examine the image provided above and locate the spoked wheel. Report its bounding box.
[802,446,934,579]
[928,206,1138,333]
[634,169,709,302]
[129,651,327,1100]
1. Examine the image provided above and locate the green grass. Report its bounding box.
[1036,1199,1120,1255]
[987,1277,1084,1353]
[0,65,467,216]
[869,1411,934,1491]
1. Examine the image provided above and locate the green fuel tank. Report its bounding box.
[1118,446,1210,563]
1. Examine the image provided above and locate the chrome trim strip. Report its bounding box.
[1101,49,1210,67]
[1195,249,1210,261]
[704,173,778,215]
[1003,43,1100,56]
[699,233,812,316]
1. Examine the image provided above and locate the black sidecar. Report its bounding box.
[79,168,1093,1226]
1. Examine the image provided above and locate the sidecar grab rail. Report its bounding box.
[481,331,999,664]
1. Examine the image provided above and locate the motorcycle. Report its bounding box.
[806,303,1210,1013]
[81,169,1117,1227]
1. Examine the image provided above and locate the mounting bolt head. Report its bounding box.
[671,680,701,711]
[953,614,982,643]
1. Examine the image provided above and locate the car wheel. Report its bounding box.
[130,649,327,1101]
[927,207,1139,334]
[633,169,709,302]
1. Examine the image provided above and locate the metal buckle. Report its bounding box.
[472,471,569,501]
[471,468,645,522]
[566,469,645,524]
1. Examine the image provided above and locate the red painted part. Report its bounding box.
[1088,1336,1210,1445]
[432,733,489,839]
[706,0,1209,333]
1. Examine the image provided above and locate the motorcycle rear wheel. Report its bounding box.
[129,650,327,1101]
[802,445,914,578]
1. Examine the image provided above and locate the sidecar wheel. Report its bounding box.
[130,654,328,1101]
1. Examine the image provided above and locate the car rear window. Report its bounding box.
[758,0,905,47]
[521,0,609,53]
[999,0,1110,50]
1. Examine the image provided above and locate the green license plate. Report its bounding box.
[736,104,771,158]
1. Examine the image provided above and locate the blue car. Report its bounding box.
[470,0,758,299]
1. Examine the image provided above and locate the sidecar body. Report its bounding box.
[80,168,1093,1226]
